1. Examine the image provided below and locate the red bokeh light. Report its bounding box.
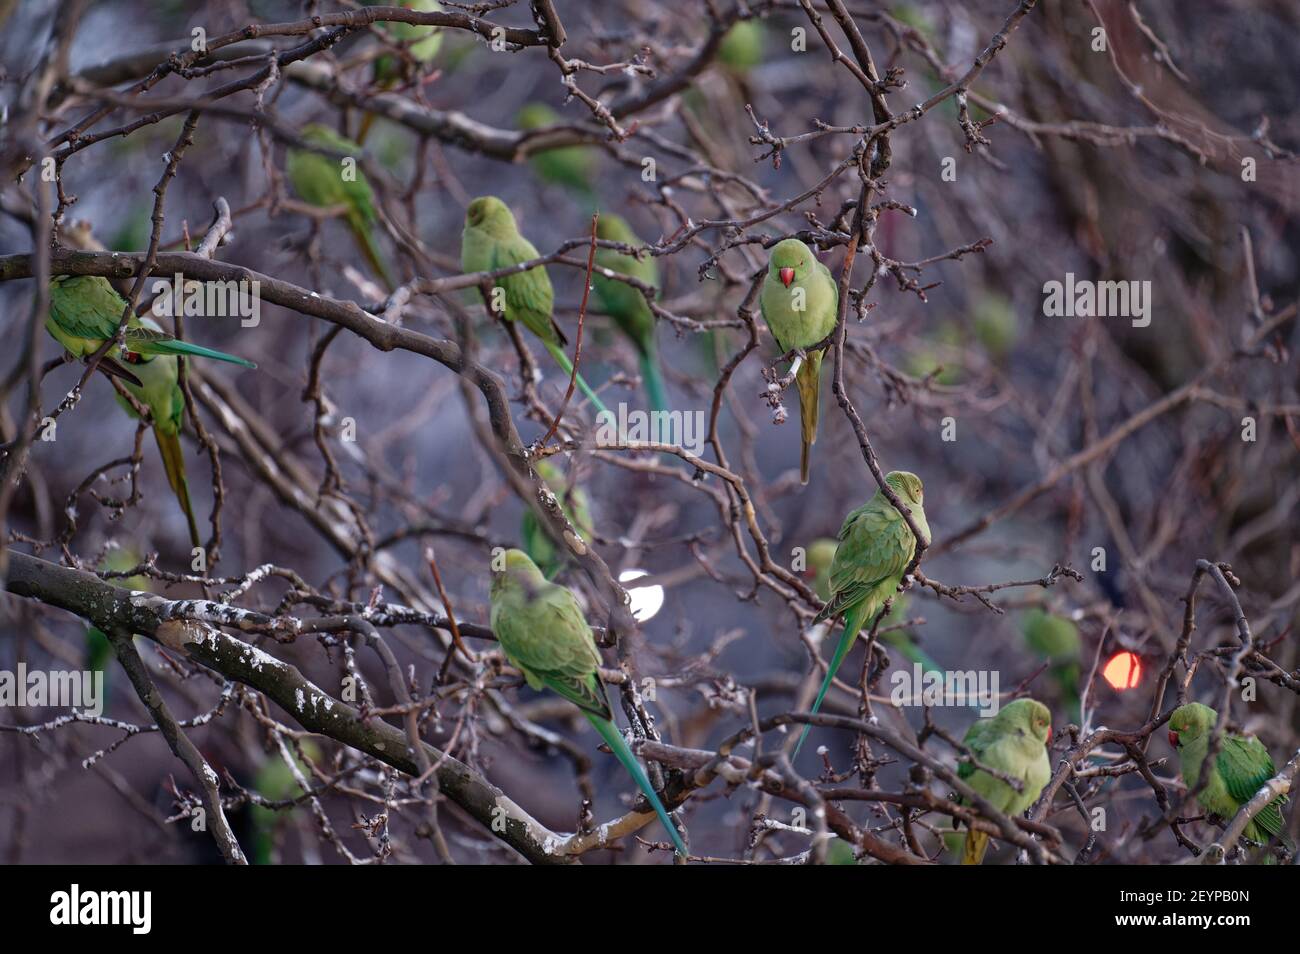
[1102,651,1142,690]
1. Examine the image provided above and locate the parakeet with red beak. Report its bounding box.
[1168,702,1292,858]
[956,698,1052,865]
[759,239,838,483]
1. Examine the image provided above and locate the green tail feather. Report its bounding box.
[638,348,669,414]
[142,339,256,369]
[154,427,201,549]
[794,615,861,758]
[586,713,687,856]
[348,215,395,292]
[544,341,610,417]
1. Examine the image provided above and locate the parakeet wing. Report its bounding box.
[490,235,560,344]
[50,277,126,339]
[957,718,999,781]
[1218,735,1283,838]
[820,505,914,620]
[503,586,609,719]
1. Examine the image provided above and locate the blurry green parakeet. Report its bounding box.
[357,0,444,143]
[461,196,608,415]
[1168,702,1292,858]
[956,697,1052,864]
[806,538,940,676]
[1022,608,1082,723]
[490,549,686,856]
[521,459,594,579]
[517,103,596,197]
[250,740,321,864]
[47,275,255,377]
[115,316,202,547]
[593,215,667,412]
[85,547,150,703]
[717,20,764,74]
[286,124,395,290]
[794,472,928,756]
[759,239,838,484]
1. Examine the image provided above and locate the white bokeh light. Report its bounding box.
[619,569,664,622]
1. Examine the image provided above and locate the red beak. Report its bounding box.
[1168,730,1179,748]
[779,267,795,287]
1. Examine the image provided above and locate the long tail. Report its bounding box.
[586,714,687,856]
[154,426,201,548]
[961,829,989,865]
[795,350,823,484]
[638,346,670,414]
[348,215,396,292]
[544,341,610,417]
[142,339,256,369]
[793,611,862,758]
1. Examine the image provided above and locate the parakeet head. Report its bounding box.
[1168,702,1216,749]
[997,697,1052,744]
[884,470,924,507]
[517,102,561,131]
[491,548,546,595]
[299,123,357,152]
[768,238,816,288]
[465,196,518,237]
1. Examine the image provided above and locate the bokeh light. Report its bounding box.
[1102,651,1142,690]
[619,569,664,622]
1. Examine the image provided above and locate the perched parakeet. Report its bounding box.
[47,275,255,374]
[517,103,596,197]
[806,538,940,676]
[1168,702,1292,857]
[794,472,928,756]
[759,239,838,484]
[1022,609,1082,723]
[521,459,594,579]
[114,317,203,547]
[357,0,444,143]
[956,697,1052,864]
[593,215,667,412]
[47,277,253,544]
[461,196,608,415]
[286,124,395,289]
[490,549,686,856]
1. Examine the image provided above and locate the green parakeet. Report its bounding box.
[1022,609,1082,723]
[114,316,202,547]
[794,472,928,757]
[517,103,596,197]
[358,0,444,143]
[718,20,764,73]
[956,697,1052,864]
[521,460,594,579]
[489,549,686,856]
[759,239,838,484]
[593,215,667,412]
[461,196,608,415]
[47,277,253,545]
[1168,702,1292,857]
[286,124,395,290]
[806,537,940,676]
[47,275,255,373]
